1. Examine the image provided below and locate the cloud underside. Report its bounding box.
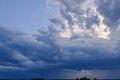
[1,0,120,78]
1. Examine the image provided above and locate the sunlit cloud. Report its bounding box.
[0,0,120,78]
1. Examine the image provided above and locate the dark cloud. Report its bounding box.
[0,26,120,78]
[97,0,120,24]
[1,0,120,79]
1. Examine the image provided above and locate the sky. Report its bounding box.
[0,0,49,33]
[0,0,120,79]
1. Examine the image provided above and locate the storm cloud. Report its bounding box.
[1,0,120,79]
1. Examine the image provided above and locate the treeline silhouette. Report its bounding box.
[76,76,97,80]
[31,78,44,80]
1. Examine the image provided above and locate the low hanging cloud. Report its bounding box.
[1,0,120,78]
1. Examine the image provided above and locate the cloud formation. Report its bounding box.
[1,0,120,79]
